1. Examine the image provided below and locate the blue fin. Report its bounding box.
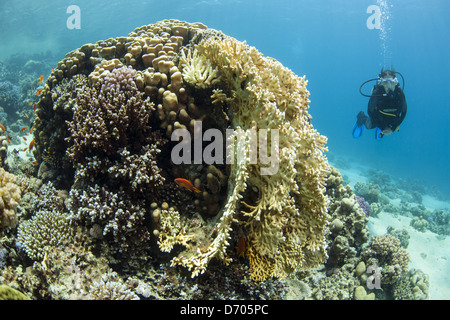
[352,122,363,138]
[375,127,383,140]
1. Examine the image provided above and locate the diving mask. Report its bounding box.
[378,76,398,93]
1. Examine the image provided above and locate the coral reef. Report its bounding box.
[354,182,381,204]
[325,168,370,269]
[287,167,428,300]
[353,173,449,237]
[291,167,371,300]
[0,19,428,301]
[403,202,450,236]
[38,74,88,177]
[31,19,330,282]
[410,216,428,232]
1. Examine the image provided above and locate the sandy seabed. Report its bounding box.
[337,162,450,300]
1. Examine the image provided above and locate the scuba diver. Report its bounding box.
[353,69,407,140]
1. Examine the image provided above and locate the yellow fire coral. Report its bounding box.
[171,35,330,281]
[153,202,194,252]
[0,168,21,229]
[179,48,221,89]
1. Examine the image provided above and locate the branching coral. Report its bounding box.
[66,66,167,193]
[153,202,194,253]
[16,210,74,261]
[86,271,139,300]
[68,185,150,259]
[67,66,155,164]
[35,74,88,173]
[107,142,166,192]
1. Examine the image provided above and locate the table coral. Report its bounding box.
[33,19,330,281]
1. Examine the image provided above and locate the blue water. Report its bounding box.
[1,0,449,197]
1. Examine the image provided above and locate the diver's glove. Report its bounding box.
[357,111,368,126]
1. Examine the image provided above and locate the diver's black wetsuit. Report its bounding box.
[365,84,407,131]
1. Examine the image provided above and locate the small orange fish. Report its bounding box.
[6,137,11,144]
[32,161,38,166]
[20,127,27,132]
[51,69,54,72]
[23,147,28,152]
[174,178,201,193]
[29,102,33,106]
[39,75,44,83]
[30,127,33,134]
[33,103,37,113]
[22,136,27,141]
[28,139,35,151]
[36,89,42,96]
[0,124,5,132]
[25,114,29,119]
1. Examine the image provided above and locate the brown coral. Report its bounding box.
[0,168,21,229]
[361,234,410,285]
[67,66,155,163]
[66,66,167,193]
